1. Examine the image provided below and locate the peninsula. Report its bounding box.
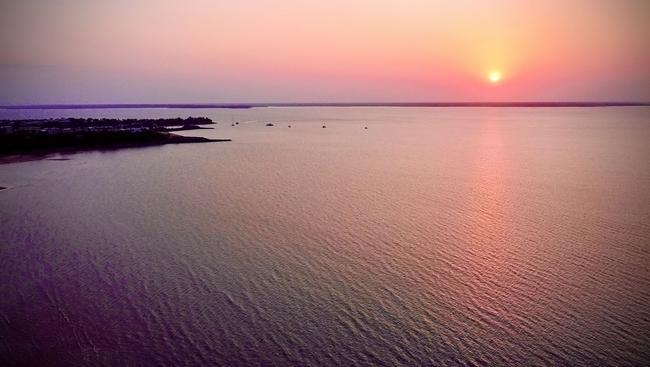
[0,117,230,163]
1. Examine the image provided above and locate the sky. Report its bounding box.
[1,0,649,104]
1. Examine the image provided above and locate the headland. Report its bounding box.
[0,117,230,163]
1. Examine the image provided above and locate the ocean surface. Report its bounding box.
[1,107,649,366]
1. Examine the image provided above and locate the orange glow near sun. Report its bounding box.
[488,71,502,83]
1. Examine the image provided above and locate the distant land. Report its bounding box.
[0,117,230,164]
[1,102,649,110]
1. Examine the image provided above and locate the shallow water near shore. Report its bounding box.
[1,107,649,366]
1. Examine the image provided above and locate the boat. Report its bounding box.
[266,123,274,127]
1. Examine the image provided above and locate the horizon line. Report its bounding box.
[1,101,650,110]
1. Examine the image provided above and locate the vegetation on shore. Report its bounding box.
[0,117,230,159]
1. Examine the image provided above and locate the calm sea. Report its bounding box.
[1,107,649,366]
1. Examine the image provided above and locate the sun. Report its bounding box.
[488,70,502,83]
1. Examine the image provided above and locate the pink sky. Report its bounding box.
[1,0,649,103]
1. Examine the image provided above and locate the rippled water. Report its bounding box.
[1,107,649,366]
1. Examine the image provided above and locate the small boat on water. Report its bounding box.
[322,125,326,128]
[266,123,274,127]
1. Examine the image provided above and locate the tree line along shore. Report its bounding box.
[0,117,230,161]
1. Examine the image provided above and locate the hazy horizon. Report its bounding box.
[2,2,650,365]
[2,101,650,109]
[1,0,649,104]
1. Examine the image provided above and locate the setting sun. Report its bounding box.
[2,1,650,366]
[488,71,502,83]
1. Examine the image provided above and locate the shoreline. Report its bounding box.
[0,134,231,164]
[0,117,230,164]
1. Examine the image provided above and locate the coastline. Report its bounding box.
[0,117,230,164]
[0,133,231,165]
[0,133,231,164]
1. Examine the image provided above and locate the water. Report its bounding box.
[1,107,649,366]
